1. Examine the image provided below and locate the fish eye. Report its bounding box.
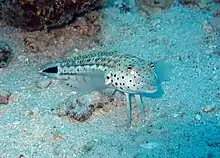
[150,62,154,69]
[127,64,134,70]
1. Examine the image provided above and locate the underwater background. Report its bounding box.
[0,0,219,157]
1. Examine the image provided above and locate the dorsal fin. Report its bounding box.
[64,51,119,62]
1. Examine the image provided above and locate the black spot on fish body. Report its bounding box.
[95,58,99,62]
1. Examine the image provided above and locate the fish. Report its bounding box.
[39,51,172,126]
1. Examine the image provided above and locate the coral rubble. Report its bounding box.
[22,11,102,57]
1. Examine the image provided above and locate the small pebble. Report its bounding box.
[151,19,161,29]
[140,142,159,149]
[202,106,216,113]
[195,114,201,121]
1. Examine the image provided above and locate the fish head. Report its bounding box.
[136,62,158,93]
[110,61,158,94]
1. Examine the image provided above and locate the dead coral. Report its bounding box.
[22,11,102,58]
[55,92,124,122]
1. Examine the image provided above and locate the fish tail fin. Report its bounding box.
[154,59,173,83]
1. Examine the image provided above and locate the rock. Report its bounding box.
[0,41,13,68]
[0,88,11,105]
[36,79,53,89]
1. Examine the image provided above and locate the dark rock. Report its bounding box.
[0,0,106,31]
[0,41,13,68]
[119,3,131,13]
[135,0,173,16]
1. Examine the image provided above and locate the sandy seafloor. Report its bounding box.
[0,1,220,158]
